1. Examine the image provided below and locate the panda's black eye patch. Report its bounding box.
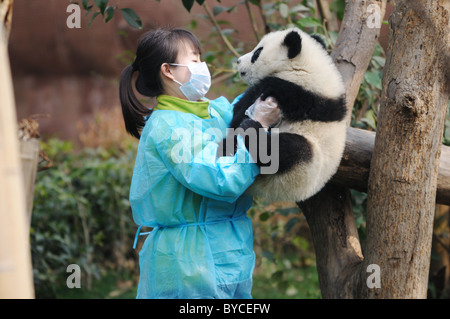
[251,47,263,63]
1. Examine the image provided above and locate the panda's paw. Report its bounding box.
[259,92,278,103]
[239,118,263,131]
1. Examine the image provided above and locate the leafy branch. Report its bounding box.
[202,2,240,58]
[244,0,261,42]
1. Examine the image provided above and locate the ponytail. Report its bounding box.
[119,64,151,139]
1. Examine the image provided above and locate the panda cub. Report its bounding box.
[220,27,347,203]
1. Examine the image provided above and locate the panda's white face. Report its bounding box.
[237,30,293,85]
[237,28,345,100]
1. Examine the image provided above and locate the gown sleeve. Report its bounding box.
[146,110,260,203]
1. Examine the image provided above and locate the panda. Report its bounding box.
[218,27,347,203]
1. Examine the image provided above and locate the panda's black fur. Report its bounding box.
[217,28,347,202]
[227,76,346,174]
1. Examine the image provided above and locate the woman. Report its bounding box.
[119,28,279,299]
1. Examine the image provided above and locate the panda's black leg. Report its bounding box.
[216,114,312,175]
[273,132,313,174]
[216,115,256,158]
[241,123,313,174]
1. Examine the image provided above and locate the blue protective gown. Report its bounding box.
[130,94,260,299]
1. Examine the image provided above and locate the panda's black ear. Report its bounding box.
[283,31,302,59]
[310,34,327,50]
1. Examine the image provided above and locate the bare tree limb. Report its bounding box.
[332,127,450,207]
[331,0,387,124]
[316,0,339,32]
[203,3,240,58]
[257,0,270,34]
[244,0,261,42]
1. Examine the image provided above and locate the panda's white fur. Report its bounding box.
[247,120,346,202]
[228,28,347,203]
[239,28,345,100]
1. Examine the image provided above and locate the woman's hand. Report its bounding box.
[246,96,281,128]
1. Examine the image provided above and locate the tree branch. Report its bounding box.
[316,0,339,33]
[203,3,240,58]
[331,0,387,124]
[256,0,270,34]
[332,127,450,206]
[244,0,261,42]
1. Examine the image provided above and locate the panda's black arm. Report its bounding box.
[238,118,313,175]
[257,77,347,123]
[228,77,298,129]
[216,84,269,158]
[229,86,265,129]
[272,131,313,174]
[232,76,346,128]
[216,116,262,158]
[229,77,304,129]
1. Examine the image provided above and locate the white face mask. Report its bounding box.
[170,62,211,101]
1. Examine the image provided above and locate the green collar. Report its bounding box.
[153,95,211,119]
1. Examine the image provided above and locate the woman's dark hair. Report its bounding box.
[119,28,202,139]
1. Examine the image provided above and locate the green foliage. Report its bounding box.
[120,8,142,29]
[31,138,137,298]
[70,0,142,29]
[351,43,385,131]
[95,0,108,14]
[181,0,206,12]
[330,0,346,21]
[350,190,368,242]
[253,265,320,298]
[52,271,137,299]
[248,198,318,297]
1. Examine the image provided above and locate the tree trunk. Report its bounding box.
[362,0,450,299]
[0,0,35,298]
[298,0,387,299]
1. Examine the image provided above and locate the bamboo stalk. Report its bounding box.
[332,127,450,206]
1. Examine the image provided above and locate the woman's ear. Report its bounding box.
[160,63,174,81]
